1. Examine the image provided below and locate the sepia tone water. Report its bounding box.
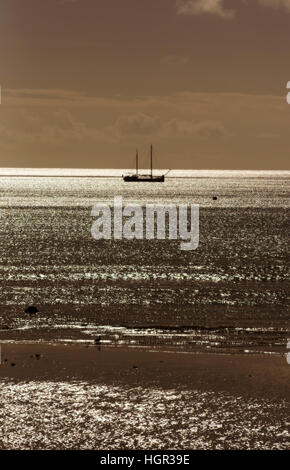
[0,170,289,354]
[1,380,288,450]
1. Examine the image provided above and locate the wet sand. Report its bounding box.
[0,343,289,399]
[0,343,289,449]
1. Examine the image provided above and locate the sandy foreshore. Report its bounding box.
[0,342,289,398]
[0,343,289,449]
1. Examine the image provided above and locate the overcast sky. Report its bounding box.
[1,0,290,169]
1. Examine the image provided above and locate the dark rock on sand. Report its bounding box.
[30,354,42,359]
[25,306,39,315]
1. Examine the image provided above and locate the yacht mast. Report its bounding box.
[150,144,153,178]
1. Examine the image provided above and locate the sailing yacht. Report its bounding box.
[123,145,165,182]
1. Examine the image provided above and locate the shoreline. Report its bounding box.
[1,342,289,450]
[1,342,289,400]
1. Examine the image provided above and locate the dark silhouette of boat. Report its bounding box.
[123,145,165,182]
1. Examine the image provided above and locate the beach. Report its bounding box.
[0,343,289,450]
[0,171,289,450]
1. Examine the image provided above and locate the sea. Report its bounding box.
[0,169,289,355]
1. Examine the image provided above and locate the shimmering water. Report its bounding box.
[0,170,289,353]
[1,380,288,450]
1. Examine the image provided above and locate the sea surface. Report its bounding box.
[0,169,289,354]
[1,380,288,450]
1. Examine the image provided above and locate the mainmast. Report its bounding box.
[136,149,138,176]
[150,144,153,178]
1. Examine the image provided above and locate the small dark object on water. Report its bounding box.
[10,363,16,367]
[132,365,138,369]
[94,336,102,345]
[25,305,39,315]
[213,196,218,201]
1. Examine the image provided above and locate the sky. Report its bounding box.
[1,0,290,169]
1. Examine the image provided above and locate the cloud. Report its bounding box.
[0,108,114,148]
[1,89,289,169]
[4,88,132,109]
[257,131,280,139]
[163,119,230,139]
[0,124,35,145]
[258,0,290,11]
[176,0,235,19]
[107,112,230,141]
[176,0,290,19]
[1,91,283,149]
[109,113,162,137]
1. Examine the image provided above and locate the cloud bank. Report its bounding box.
[176,0,235,19]
[176,0,290,18]
[1,89,288,169]
[259,0,290,11]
